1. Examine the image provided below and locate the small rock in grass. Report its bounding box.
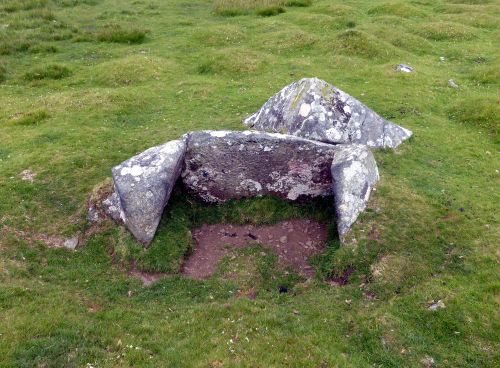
[280,236,287,243]
[448,79,459,89]
[20,169,36,182]
[428,299,445,311]
[63,236,79,250]
[395,64,413,73]
[420,356,436,368]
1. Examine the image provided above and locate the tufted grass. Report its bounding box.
[94,24,149,43]
[23,63,71,81]
[0,0,498,367]
[7,109,50,126]
[0,60,6,82]
[213,0,306,16]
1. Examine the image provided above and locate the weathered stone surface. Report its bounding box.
[243,77,412,149]
[448,79,459,89]
[330,144,379,239]
[111,139,186,245]
[63,236,79,250]
[102,191,125,224]
[182,130,338,202]
[395,64,413,73]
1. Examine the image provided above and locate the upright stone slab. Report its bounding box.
[330,144,379,239]
[111,139,186,246]
[182,130,339,202]
[243,77,412,149]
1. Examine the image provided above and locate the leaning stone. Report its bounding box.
[111,139,187,246]
[182,130,338,202]
[330,144,379,239]
[243,77,412,149]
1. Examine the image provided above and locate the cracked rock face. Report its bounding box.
[182,130,339,202]
[330,144,379,239]
[243,77,412,149]
[111,139,186,245]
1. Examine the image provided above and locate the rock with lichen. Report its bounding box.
[182,130,338,202]
[100,131,380,245]
[243,77,412,149]
[111,139,187,246]
[330,144,379,239]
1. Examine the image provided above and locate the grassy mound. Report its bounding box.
[8,109,50,125]
[368,2,427,18]
[414,21,477,40]
[87,55,170,87]
[333,29,399,60]
[94,24,148,44]
[24,63,71,81]
[449,97,499,138]
[212,0,307,16]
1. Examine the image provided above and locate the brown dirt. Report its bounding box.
[181,219,328,280]
[326,266,355,286]
[128,270,166,286]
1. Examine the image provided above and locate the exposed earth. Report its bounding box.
[181,219,328,279]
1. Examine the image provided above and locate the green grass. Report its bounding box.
[0,60,6,82]
[23,63,71,81]
[256,5,286,17]
[94,24,149,43]
[0,0,499,367]
[213,0,306,16]
[7,109,50,125]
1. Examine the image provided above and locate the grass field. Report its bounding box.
[0,0,499,366]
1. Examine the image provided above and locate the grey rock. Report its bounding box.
[448,79,459,89]
[20,169,36,182]
[182,130,338,202]
[395,64,413,73]
[243,78,412,149]
[102,191,125,224]
[111,139,187,246]
[63,236,79,250]
[86,205,100,223]
[420,356,436,368]
[330,144,379,239]
[428,300,445,311]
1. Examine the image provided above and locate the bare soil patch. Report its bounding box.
[181,219,328,279]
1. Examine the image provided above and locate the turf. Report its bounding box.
[0,0,499,367]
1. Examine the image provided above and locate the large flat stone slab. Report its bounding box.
[243,77,412,149]
[330,144,379,239]
[111,139,186,245]
[182,130,338,202]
